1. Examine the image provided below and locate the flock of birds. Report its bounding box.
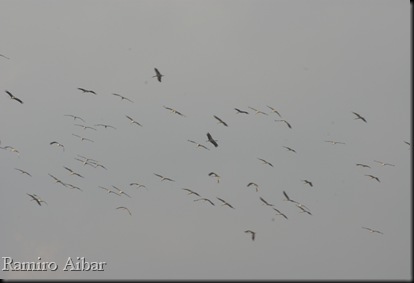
[1,56,410,243]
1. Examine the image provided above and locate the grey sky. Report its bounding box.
[0,0,411,280]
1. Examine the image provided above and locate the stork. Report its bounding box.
[153,68,164,82]
[117,206,132,216]
[154,173,175,182]
[77,88,96,95]
[352,112,367,123]
[213,115,228,127]
[258,158,273,167]
[112,93,133,103]
[5,90,23,104]
[206,132,218,147]
[125,115,143,127]
[244,230,256,241]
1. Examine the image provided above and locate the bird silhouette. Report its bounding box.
[302,179,313,187]
[258,158,273,167]
[5,90,23,104]
[275,119,292,129]
[272,208,288,220]
[77,87,96,94]
[365,174,380,182]
[208,172,220,183]
[112,93,133,103]
[182,188,201,197]
[247,182,259,192]
[164,106,185,117]
[27,193,47,206]
[244,230,256,241]
[283,146,296,153]
[213,115,228,127]
[248,107,268,115]
[207,132,218,147]
[373,160,395,167]
[125,115,143,126]
[65,114,85,122]
[356,163,371,168]
[50,141,65,151]
[154,173,175,182]
[267,105,282,117]
[187,140,209,150]
[352,112,367,123]
[117,206,132,216]
[362,227,383,234]
[234,108,249,114]
[15,168,32,177]
[194,198,215,206]
[153,68,164,82]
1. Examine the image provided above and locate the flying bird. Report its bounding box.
[187,140,209,150]
[302,180,313,187]
[283,191,296,203]
[130,183,147,189]
[48,173,67,187]
[365,174,380,182]
[15,168,32,177]
[153,68,164,82]
[373,160,395,167]
[356,163,371,168]
[275,119,292,129]
[77,88,96,95]
[64,114,85,122]
[206,132,218,147]
[296,204,312,215]
[1,145,20,156]
[194,198,215,206]
[208,172,220,183]
[234,108,249,114]
[0,54,10,60]
[282,146,296,153]
[74,124,97,131]
[362,227,383,234]
[64,166,84,178]
[125,115,142,126]
[352,112,367,123]
[244,230,256,241]
[248,107,268,115]
[154,173,175,182]
[272,208,288,220]
[247,182,259,192]
[213,115,228,127]
[112,186,132,198]
[325,140,346,145]
[5,90,23,104]
[259,196,274,206]
[65,183,83,191]
[72,134,94,142]
[216,197,235,209]
[94,123,116,129]
[117,206,132,216]
[99,186,121,196]
[182,188,201,197]
[50,141,65,151]
[283,191,310,210]
[266,105,282,117]
[258,158,273,167]
[112,93,134,103]
[75,155,99,166]
[27,193,47,206]
[164,106,186,117]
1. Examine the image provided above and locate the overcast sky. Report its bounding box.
[0,0,411,280]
